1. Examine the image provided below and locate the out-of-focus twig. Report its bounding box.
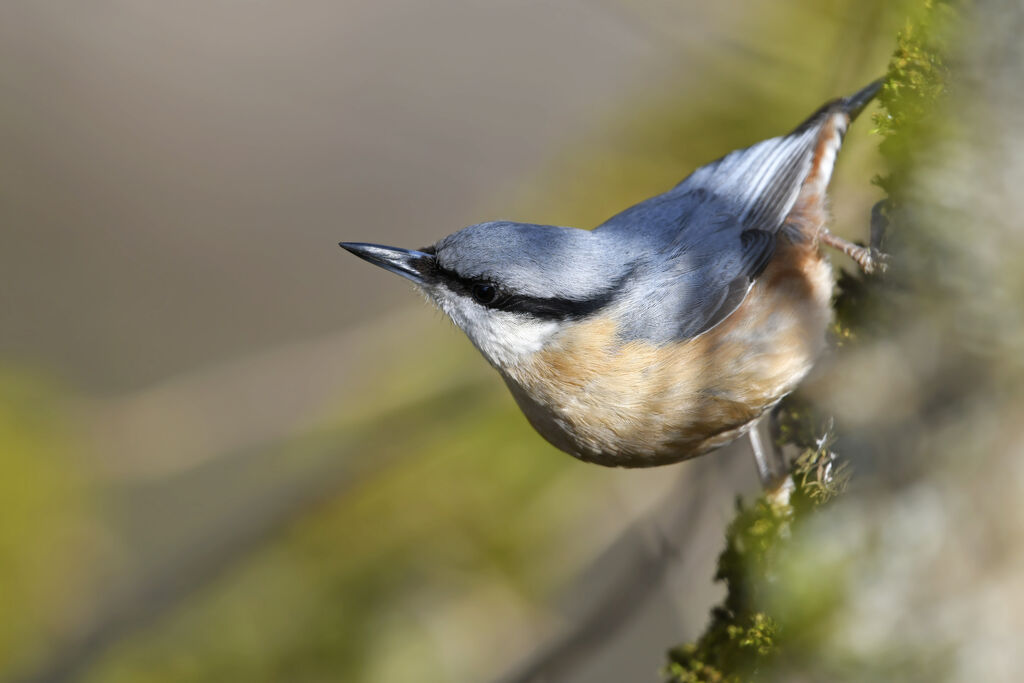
[491,454,738,683]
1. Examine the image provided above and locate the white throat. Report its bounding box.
[428,287,559,369]
[470,312,560,368]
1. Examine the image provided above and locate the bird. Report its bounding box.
[341,80,884,485]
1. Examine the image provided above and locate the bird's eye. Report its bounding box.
[472,283,499,305]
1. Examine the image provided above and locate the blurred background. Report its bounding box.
[1,1,907,682]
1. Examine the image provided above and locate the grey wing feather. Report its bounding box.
[677,126,819,236]
[597,81,881,341]
[594,127,820,341]
[674,227,775,337]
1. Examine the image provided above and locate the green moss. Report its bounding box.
[664,411,856,682]
[664,499,786,682]
[873,0,955,197]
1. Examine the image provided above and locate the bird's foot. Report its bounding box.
[820,229,889,275]
[850,243,890,275]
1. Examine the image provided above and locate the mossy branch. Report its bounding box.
[663,3,953,680]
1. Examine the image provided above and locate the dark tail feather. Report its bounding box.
[791,77,885,135]
[841,78,884,120]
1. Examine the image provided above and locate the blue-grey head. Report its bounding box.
[341,221,631,369]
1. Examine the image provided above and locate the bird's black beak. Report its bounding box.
[339,242,435,285]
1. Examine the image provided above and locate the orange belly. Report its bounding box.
[502,237,833,467]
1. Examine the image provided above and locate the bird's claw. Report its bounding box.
[853,245,889,275]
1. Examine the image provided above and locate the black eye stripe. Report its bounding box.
[493,292,616,320]
[429,265,617,321]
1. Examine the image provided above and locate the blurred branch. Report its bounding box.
[492,456,731,683]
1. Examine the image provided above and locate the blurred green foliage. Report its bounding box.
[510,1,898,236]
[83,380,601,683]
[0,369,96,677]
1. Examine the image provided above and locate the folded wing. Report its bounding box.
[597,80,882,341]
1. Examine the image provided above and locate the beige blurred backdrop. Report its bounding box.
[0,1,901,682]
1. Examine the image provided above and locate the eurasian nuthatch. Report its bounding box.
[341,80,883,480]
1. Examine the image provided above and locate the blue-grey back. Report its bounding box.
[588,105,846,341]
